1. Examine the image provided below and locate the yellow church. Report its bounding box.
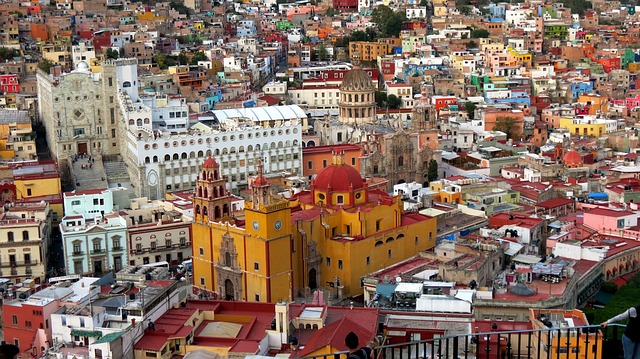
[192,152,437,302]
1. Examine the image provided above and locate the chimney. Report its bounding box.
[275,302,290,344]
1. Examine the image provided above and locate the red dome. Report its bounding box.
[202,156,218,168]
[252,174,269,187]
[563,150,583,166]
[314,163,364,192]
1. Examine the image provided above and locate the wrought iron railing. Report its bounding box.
[302,324,626,359]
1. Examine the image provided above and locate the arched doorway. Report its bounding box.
[308,268,317,290]
[397,179,406,184]
[224,279,234,301]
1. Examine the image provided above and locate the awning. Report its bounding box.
[71,329,102,338]
[505,243,524,256]
[512,254,541,265]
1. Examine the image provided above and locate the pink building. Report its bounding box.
[583,208,637,232]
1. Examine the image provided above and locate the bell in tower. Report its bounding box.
[251,161,271,209]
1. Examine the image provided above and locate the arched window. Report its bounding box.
[375,241,383,247]
[129,119,134,125]
[386,237,394,243]
[143,118,149,124]
[22,230,29,241]
[197,150,204,157]
[204,187,208,198]
[198,187,203,197]
[153,156,158,163]
[173,154,179,160]
[181,153,187,159]
[202,206,208,216]
[7,231,14,242]
[164,154,170,161]
[144,157,150,163]
[195,205,200,214]
[137,119,142,126]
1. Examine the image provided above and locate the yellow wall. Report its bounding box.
[15,177,60,199]
[578,94,609,115]
[558,117,606,137]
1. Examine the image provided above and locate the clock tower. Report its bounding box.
[244,161,293,302]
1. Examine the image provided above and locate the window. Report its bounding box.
[145,352,157,358]
[376,220,381,231]
[255,294,260,301]
[150,242,156,250]
[338,260,343,270]
[71,200,81,205]
[136,243,142,252]
[7,231,13,242]
[352,157,356,165]
[366,256,370,265]
[74,260,83,274]
[200,277,205,286]
[326,257,331,266]
[180,237,186,246]
[323,159,327,168]
[27,188,32,196]
[113,237,120,249]
[165,239,172,248]
[93,241,101,252]
[388,249,392,258]
[307,161,313,170]
[12,315,17,325]
[199,247,204,255]
[254,262,259,270]
[80,318,85,327]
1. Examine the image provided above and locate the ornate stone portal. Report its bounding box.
[215,231,243,301]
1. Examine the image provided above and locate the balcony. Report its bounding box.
[71,251,83,257]
[302,325,624,359]
[112,247,123,252]
[90,249,104,255]
[0,260,39,267]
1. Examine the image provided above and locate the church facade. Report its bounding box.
[191,153,438,302]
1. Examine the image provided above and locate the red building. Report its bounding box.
[3,294,59,358]
[333,0,357,12]
[92,30,112,51]
[596,56,621,73]
[0,74,19,93]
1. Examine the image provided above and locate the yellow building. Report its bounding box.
[0,111,36,160]
[578,93,609,115]
[429,179,462,204]
[529,308,602,359]
[349,40,399,62]
[192,153,438,302]
[558,116,606,137]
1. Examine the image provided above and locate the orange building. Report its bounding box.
[483,108,525,139]
[578,93,609,115]
[30,23,48,41]
[302,144,362,179]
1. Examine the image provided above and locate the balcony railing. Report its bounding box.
[302,324,626,359]
[0,260,39,267]
[90,249,104,255]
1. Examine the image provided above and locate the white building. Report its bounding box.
[71,41,96,68]
[61,189,128,275]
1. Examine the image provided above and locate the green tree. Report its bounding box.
[169,1,191,14]
[466,40,477,49]
[0,47,19,61]
[387,94,402,109]
[464,102,477,119]
[420,0,428,6]
[493,116,521,140]
[372,5,406,37]
[471,28,490,38]
[375,91,388,108]
[190,51,208,64]
[105,48,119,59]
[459,5,472,15]
[317,44,329,61]
[601,282,618,294]
[178,53,189,65]
[325,7,339,16]
[38,59,55,74]
[349,30,370,42]
[427,159,438,182]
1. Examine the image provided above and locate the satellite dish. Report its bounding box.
[395,277,402,283]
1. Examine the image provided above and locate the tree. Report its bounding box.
[169,1,191,15]
[387,94,402,109]
[0,47,19,61]
[105,48,119,59]
[375,91,388,108]
[178,53,189,65]
[420,0,428,6]
[471,28,490,38]
[427,159,438,182]
[325,7,339,17]
[190,51,208,64]
[464,102,477,119]
[466,40,477,49]
[459,5,472,15]
[38,59,55,74]
[493,116,521,140]
[372,5,406,37]
[349,30,370,42]
[317,44,329,61]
